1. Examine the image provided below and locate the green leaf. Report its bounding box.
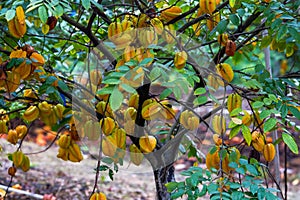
[193,96,207,106]
[177,79,189,94]
[91,0,104,11]
[108,169,114,181]
[198,184,207,197]
[171,189,185,199]
[228,120,238,128]
[26,2,44,13]
[208,93,220,105]
[82,0,91,10]
[5,9,15,21]
[194,87,206,95]
[236,167,245,175]
[263,118,277,132]
[38,5,48,24]
[216,20,228,33]
[242,125,251,145]
[58,80,70,92]
[230,108,242,117]
[236,9,245,17]
[102,78,120,85]
[259,110,271,120]
[140,57,153,66]
[263,97,272,106]
[54,5,64,17]
[276,25,287,41]
[280,103,288,118]
[250,184,259,195]
[165,182,178,192]
[288,27,300,43]
[246,164,258,176]
[282,133,298,154]
[109,87,123,111]
[271,18,282,30]
[261,36,272,48]
[230,183,241,190]
[46,76,57,84]
[149,67,161,81]
[97,86,114,95]
[229,0,236,8]
[160,88,172,100]
[288,106,300,120]
[173,86,181,100]
[268,94,278,102]
[229,14,239,26]
[120,84,135,93]
[252,101,264,109]
[188,173,198,187]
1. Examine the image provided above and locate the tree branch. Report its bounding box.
[91,4,112,24]
[61,14,116,64]
[213,11,263,64]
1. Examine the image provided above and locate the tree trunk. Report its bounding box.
[153,164,175,200]
[135,81,186,199]
[145,132,185,200]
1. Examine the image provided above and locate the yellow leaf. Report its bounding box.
[41,23,49,35]
[229,0,236,8]
[231,117,242,125]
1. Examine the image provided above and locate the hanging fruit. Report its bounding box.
[225,40,237,56]
[139,135,157,153]
[227,93,242,113]
[174,51,188,70]
[263,143,276,162]
[179,110,199,131]
[216,63,234,85]
[8,6,26,38]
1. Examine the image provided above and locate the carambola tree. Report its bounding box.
[0,0,300,199]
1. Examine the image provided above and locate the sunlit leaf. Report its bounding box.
[282,133,299,154]
[109,87,123,111]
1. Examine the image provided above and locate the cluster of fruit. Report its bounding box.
[93,92,180,165]
[107,5,179,49]
[206,85,277,172]
[107,5,187,76]
[6,125,28,145]
[0,45,45,93]
[119,66,145,88]
[122,46,154,66]
[0,110,9,135]
[79,69,103,99]
[251,131,276,162]
[22,101,65,126]
[9,151,30,176]
[96,101,126,163]
[3,6,45,92]
[57,134,83,162]
[207,63,235,90]
[206,146,240,174]
[101,128,127,163]
[141,99,175,120]
[7,6,26,38]
[199,0,222,31]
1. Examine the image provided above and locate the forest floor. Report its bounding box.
[0,137,300,200]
